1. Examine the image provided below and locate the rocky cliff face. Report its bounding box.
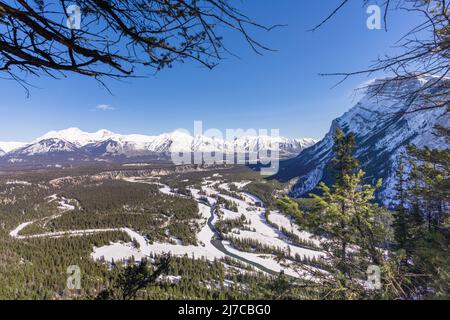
[274,76,449,206]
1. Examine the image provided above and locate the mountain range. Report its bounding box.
[1,75,447,207]
[274,75,449,206]
[0,128,317,167]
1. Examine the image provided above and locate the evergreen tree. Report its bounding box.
[97,255,171,300]
[402,125,450,298]
[407,125,449,230]
[308,128,391,299]
[332,128,359,187]
[392,154,412,254]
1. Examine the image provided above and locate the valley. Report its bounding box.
[0,0,449,303]
[0,165,327,299]
[0,75,447,300]
[5,166,323,280]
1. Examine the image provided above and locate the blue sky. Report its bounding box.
[0,1,421,141]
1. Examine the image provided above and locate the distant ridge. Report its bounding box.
[0,128,317,167]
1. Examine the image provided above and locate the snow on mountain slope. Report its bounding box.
[0,128,316,164]
[230,136,316,155]
[31,128,316,156]
[274,76,449,206]
[0,141,27,153]
[37,128,115,146]
[12,138,81,156]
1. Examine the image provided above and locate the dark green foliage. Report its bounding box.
[168,222,200,245]
[332,128,359,186]
[225,236,289,258]
[308,129,392,299]
[0,168,305,300]
[215,215,248,235]
[244,180,283,207]
[0,230,129,299]
[98,256,171,300]
[390,125,450,299]
[217,197,239,212]
[46,180,201,245]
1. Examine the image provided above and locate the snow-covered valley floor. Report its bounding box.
[91,178,325,278]
[10,176,325,279]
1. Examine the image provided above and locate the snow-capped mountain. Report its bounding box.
[0,141,27,153]
[274,76,449,205]
[36,128,116,146]
[1,138,90,165]
[34,128,315,156]
[13,138,80,156]
[0,128,316,166]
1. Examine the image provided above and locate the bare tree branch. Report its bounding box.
[312,0,449,112]
[0,0,278,90]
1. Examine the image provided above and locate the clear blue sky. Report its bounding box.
[0,1,420,141]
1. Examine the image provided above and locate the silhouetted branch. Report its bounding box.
[313,0,449,112]
[0,0,277,89]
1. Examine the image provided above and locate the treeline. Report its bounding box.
[217,196,239,212]
[264,209,320,251]
[0,229,129,299]
[244,181,282,207]
[389,126,450,298]
[1,168,321,300]
[60,180,199,218]
[215,215,249,235]
[218,187,245,201]
[97,254,307,300]
[225,236,288,257]
[168,221,201,245]
[0,182,57,229]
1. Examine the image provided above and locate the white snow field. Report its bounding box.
[269,210,322,247]
[92,205,226,262]
[216,193,324,261]
[222,242,314,279]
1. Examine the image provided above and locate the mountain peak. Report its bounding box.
[95,129,115,137]
[15,138,79,156]
[1,127,318,165]
[38,127,116,146]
